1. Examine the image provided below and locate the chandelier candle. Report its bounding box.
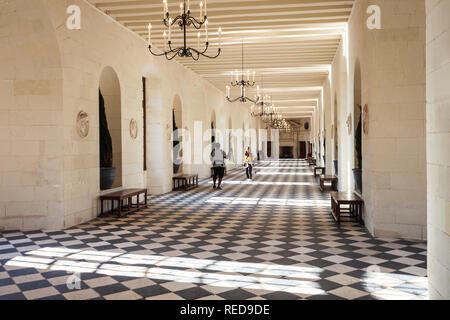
[163,0,168,17]
[148,23,152,46]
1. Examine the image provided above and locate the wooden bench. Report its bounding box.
[314,166,325,177]
[330,192,364,225]
[99,188,148,218]
[173,174,199,191]
[307,158,317,166]
[320,175,338,192]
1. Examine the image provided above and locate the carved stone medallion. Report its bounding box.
[346,114,352,135]
[130,119,138,139]
[76,111,89,138]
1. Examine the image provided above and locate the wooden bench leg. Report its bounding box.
[358,204,363,225]
[331,198,334,218]
[145,191,148,207]
[337,203,341,224]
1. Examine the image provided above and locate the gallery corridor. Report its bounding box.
[0,160,427,300]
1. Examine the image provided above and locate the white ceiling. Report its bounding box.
[89,0,355,119]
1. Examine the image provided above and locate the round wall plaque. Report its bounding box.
[346,114,352,135]
[76,111,89,138]
[130,119,138,139]
[304,122,310,130]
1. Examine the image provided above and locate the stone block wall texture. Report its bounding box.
[426,0,450,300]
[325,0,427,240]
[0,0,263,231]
[0,0,65,231]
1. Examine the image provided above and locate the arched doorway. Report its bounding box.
[334,93,339,176]
[353,59,362,193]
[323,108,327,165]
[242,122,246,155]
[211,110,216,150]
[173,95,182,174]
[228,116,234,163]
[99,66,122,190]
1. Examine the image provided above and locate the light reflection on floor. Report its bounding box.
[6,248,326,296]
[205,197,330,207]
[4,248,428,299]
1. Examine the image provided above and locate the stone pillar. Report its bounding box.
[426,0,450,300]
[361,0,427,239]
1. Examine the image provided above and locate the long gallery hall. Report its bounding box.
[0,0,448,301]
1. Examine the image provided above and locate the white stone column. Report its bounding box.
[426,0,450,300]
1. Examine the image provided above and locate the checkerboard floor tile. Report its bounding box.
[0,160,428,300]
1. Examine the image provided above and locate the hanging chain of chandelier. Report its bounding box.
[147,0,222,61]
[226,42,259,103]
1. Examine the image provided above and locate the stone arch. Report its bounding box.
[99,66,122,190]
[172,94,183,174]
[242,121,246,154]
[211,109,217,149]
[334,92,339,175]
[353,58,363,193]
[228,116,234,163]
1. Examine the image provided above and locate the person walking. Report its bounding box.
[244,147,254,181]
[210,143,228,190]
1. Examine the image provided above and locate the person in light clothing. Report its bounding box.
[244,146,254,181]
[210,143,228,190]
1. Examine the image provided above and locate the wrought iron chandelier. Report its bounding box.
[272,116,291,132]
[226,42,259,103]
[251,76,275,117]
[261,110,279,128]
[147,0,221,61]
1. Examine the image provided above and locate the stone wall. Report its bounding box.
[0,0,65,230]
[0,0,261,231]
[324,0,427,240]
[426,0,450,300]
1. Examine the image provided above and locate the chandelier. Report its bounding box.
[147,0,221,61]
[262,110,279,127]
[226,42,259,103]
[251,77,275,117]
[272,116,291,132]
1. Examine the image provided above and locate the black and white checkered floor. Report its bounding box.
[0,160,428,300]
